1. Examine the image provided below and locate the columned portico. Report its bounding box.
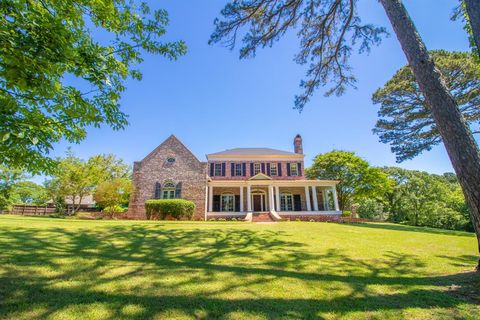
[205,178,341,220]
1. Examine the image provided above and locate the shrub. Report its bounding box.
[342,210,352,217]
[145,199,195,220]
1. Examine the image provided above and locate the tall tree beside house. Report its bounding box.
[373,50,480,162]
[0,165,26,210]
[211,0,480,271]
[10,181,48,205]
[381,167,472,231]
[306,151,391,211]
[463,0,480,59]
[0,0,186,174]
[45,151,131,214]
[94,178,132,218]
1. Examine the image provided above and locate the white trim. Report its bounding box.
[332,186,340,211]
[312,185,319,211]
[204,185,208,221]
[278,211,342,216]
[208,179,339,187]
[239,186,244,212]
[247,185,252,212]
[251,189,266,212]
[207,154,304,161]
[208,186,213,212]
[275,186,280,212]
[305,186,311,211]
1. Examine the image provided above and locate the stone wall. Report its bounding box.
[127,135,207,220]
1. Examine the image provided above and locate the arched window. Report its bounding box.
[280,192,294,211]
[162,181,176,199]
[221,192,235,212]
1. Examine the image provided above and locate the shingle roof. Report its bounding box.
[208,147,297,156]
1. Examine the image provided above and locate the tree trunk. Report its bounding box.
[464,0,480,53]
[379,0,480,272]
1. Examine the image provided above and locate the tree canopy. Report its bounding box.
[45,151,130,213]
[306,150,391,211]
[0,0,186,174]
[210,0,387,110]
[373,51,480,162]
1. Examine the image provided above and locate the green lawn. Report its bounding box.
[0,215,479,319]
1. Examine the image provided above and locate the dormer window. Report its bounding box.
[290,163,299,176]
[253,163,261,175]
[166,157,176,164]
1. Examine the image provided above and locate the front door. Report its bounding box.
[253,194,264,211]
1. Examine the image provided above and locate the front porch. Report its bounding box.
[205,178,341,221]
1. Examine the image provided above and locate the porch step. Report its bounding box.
[252,212,275,222]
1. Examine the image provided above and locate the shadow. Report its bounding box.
[343,222,476,237]
[0,219,479,319]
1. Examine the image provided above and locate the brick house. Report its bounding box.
[128,134,341,221]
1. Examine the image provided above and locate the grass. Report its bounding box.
[0,215,479,319]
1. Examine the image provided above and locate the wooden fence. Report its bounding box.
[4,204,101,216]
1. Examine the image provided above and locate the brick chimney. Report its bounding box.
[294,134,303,154]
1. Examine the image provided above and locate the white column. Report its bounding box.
[208,186,213,212]
[247,185,252,212]
[268,185,275,211]
[275,186,280,211]
[323,188,329,211]
[239,186,244,212]
[312,185,319,211]
[332,186,340,211]
[304,186,312,211]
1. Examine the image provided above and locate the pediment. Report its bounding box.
[248,173,272,180]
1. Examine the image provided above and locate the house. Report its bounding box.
[127,134,341,221]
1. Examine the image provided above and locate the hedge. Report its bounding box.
[145,199,195,220]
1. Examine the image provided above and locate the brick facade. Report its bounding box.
[127,135,207,219]
[208,161,305,180]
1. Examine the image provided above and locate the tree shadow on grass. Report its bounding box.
[342,222,476,237]
[0,223,479,319]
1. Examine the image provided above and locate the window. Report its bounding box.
[162,181,176,199]
[254,163,261,175]
[221,193,235,212]
[290,163,299,176]
[280,193,294,211]
[270,163,278,176]
[166,157,176,164]
[235,163,243,176]
[214,163,222,176]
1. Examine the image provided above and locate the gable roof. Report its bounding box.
[208,147,296,156]
[248,173,272,180]
[141,134,202,164]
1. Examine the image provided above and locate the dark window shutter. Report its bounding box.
[175,182,182,198]
[235,195,240,212]
[221,163,226,176]
[242,163,246,176]
[213,195,221,212]
[286,163,291,176]
[298,162,302,176]
[210,163,214,177]
[231,163,235,176]
[261,163,265,174]
[154,182,162,199]
[278,163,282,176]
[250,163,254,176]
[293,195,302,211]
[266,163,271,176]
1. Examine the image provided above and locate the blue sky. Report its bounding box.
[50,0,472,177]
